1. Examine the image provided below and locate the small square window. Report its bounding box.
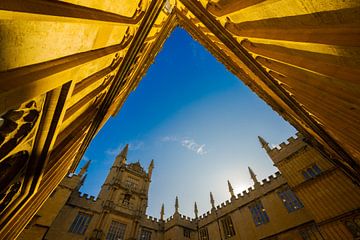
[301,164,322,180]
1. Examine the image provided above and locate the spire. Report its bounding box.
[258,136,271,153]
[175,196,179,213]
[148,159,154,179]
[227,180,235,198]
[160,203,165,221]
[210,192,215,209]
[77,174,87,190]
[115,144,128,166]
[194,202,198,219]
[248,166,260,186]
[79,160,91,177]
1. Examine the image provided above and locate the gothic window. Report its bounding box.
[140,228,152,240]
[343,215,360,238]
[122,194,131,205]
[302,164,322,180]
[277,188,304,212]
[199,227,209,240]
[221,216,236,238]
[249,201,270,226]
[106,221,126,240]
[183,228,191,238]
[69,212,92,235]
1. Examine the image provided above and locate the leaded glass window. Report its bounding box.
[69,212,92,235]
[140,228,152,240]
[221,216,236,238]
[199,227,209,240]
[302,164,322,180]
[298,224,322,240]
[249,201,270,226]
[106,221,126,240]
[183,228,191,238]
[278,188,304,212]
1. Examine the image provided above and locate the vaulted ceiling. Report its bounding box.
[0,0,359,238]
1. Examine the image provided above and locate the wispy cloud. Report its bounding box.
[181,139,207,155]
[105,141,144,157]
[161,136,178,142]
[161,136,208,155]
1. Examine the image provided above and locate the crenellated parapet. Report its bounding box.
[164,213,197,231]
[67,191,102,212]
[198,171,285,227]
[139,215,164,231]
[261,133,307,165]
[145,215,160,223]
[2,0,359,237]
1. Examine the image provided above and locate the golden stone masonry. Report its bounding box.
[18,134,360,239]
[0,0,359,239]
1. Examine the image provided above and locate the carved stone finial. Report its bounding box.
[227,180,235,198]
[194,202,198,219]
[115,144,128,166]
[248,166,260,186]
[175,196,179,213]
[258,136,272,153]
[79,160,91,177]
[160,203,165,220]
[210,192,215,209]
[148,159,154,179]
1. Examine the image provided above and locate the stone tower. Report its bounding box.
[98,145,153,217]
[18,135,360,240]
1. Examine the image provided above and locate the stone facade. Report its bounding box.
[1,1,359,238]
[19,134,360,239]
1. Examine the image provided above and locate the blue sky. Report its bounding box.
[78,27,296,219]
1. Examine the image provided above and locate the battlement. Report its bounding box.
[78,192,97,201]
[164,213,196,231]
[67,191,101,212]
[164,214,194,223]
[198,171,285,227]
[145,215,161,223]
[59,173,83,190]
[271,132,302,152]
[140,215,163,231]
[268,133,307,164]
[180,214,193,222]
[199,211,211,219]
[66,173,76,178]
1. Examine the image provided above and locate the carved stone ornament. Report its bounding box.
[0,100,41,160]
[0,98,43,214]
